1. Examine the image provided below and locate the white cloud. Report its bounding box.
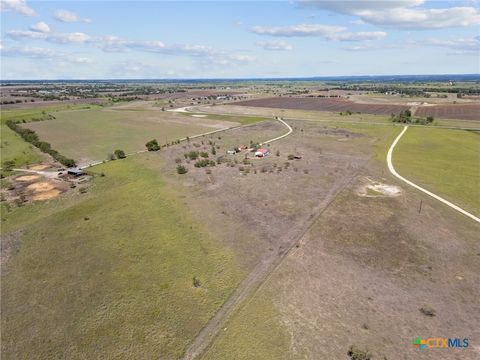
[299,0,480,29]
[69,57,94,64]
[29,22,50,33]
[252,24,345,37]
[2,45,55,58]
[49,32,91,44]
[299,0,424,14]
[2,44,94,64]
[54,9,78,22]
[54,9,91,23]
[424,36,480,52]
[7,30,47,39]
[0,0,35,16]
[6,27,253,68]
[330,31,386,41]
[256,40,293,51]
[7,29,91,44]
[252,24,386,42]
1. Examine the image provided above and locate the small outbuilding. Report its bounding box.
[255,148,270,157]
[67,167,84,176]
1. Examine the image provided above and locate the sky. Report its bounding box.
[1,0,479,79]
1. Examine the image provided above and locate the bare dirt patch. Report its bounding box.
[16,175,41,182]
[29,164,51,171]
[26,182,55,192]
[356,177,403,197]
[32,189,61,201]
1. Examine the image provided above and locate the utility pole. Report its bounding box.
[418,199,423,214]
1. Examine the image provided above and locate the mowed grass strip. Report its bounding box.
[394,127,480,216]
[1,155,243,359]
[25,109,216,164]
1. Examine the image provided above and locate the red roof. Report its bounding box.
[257,148,269,154]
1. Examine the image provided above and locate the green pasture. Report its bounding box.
[25,109,217,164]
[393,127,480,216]
[1,155,243,359]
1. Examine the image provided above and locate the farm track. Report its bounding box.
[181,157,370,360]
[387,126,480,224]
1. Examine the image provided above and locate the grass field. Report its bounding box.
[183,113,269,126]
[0,105,103,168]
[25,108,226,165]
[201,287,292,360]
[394,127,480,216]
[1,155,243,359]
[1,109,50,168]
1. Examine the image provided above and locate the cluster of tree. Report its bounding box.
[145,139,160,151]
[194,159,216,168]
[1,99,36,105]
[5,120,76,167]
[390,110,434,125]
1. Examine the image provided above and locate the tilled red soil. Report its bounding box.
[414,104,480,120]
[234,97,410,115]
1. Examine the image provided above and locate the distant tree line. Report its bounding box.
[5,119,76,167]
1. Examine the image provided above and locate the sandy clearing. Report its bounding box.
[16,175,41,182]
[29,164,51,171]
[32,189,60,201]
[168,106,191,113]
[357,180,403,197]
[27,182,55,192]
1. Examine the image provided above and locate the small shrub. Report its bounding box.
[114,149,126,159]
[287,154,295,160]
[176,165,188,174]
[420,306,436,317]
[188,151,199,160]
[211,147,216,155]
[192,277,201,287]
[276,150,280,156]
[200,151,209,158]
[205,169,212,174]
[348,345,371,360]
[175,158,182,164]
[194,159,210,168]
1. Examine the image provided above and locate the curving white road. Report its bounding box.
[387,125,480,224]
